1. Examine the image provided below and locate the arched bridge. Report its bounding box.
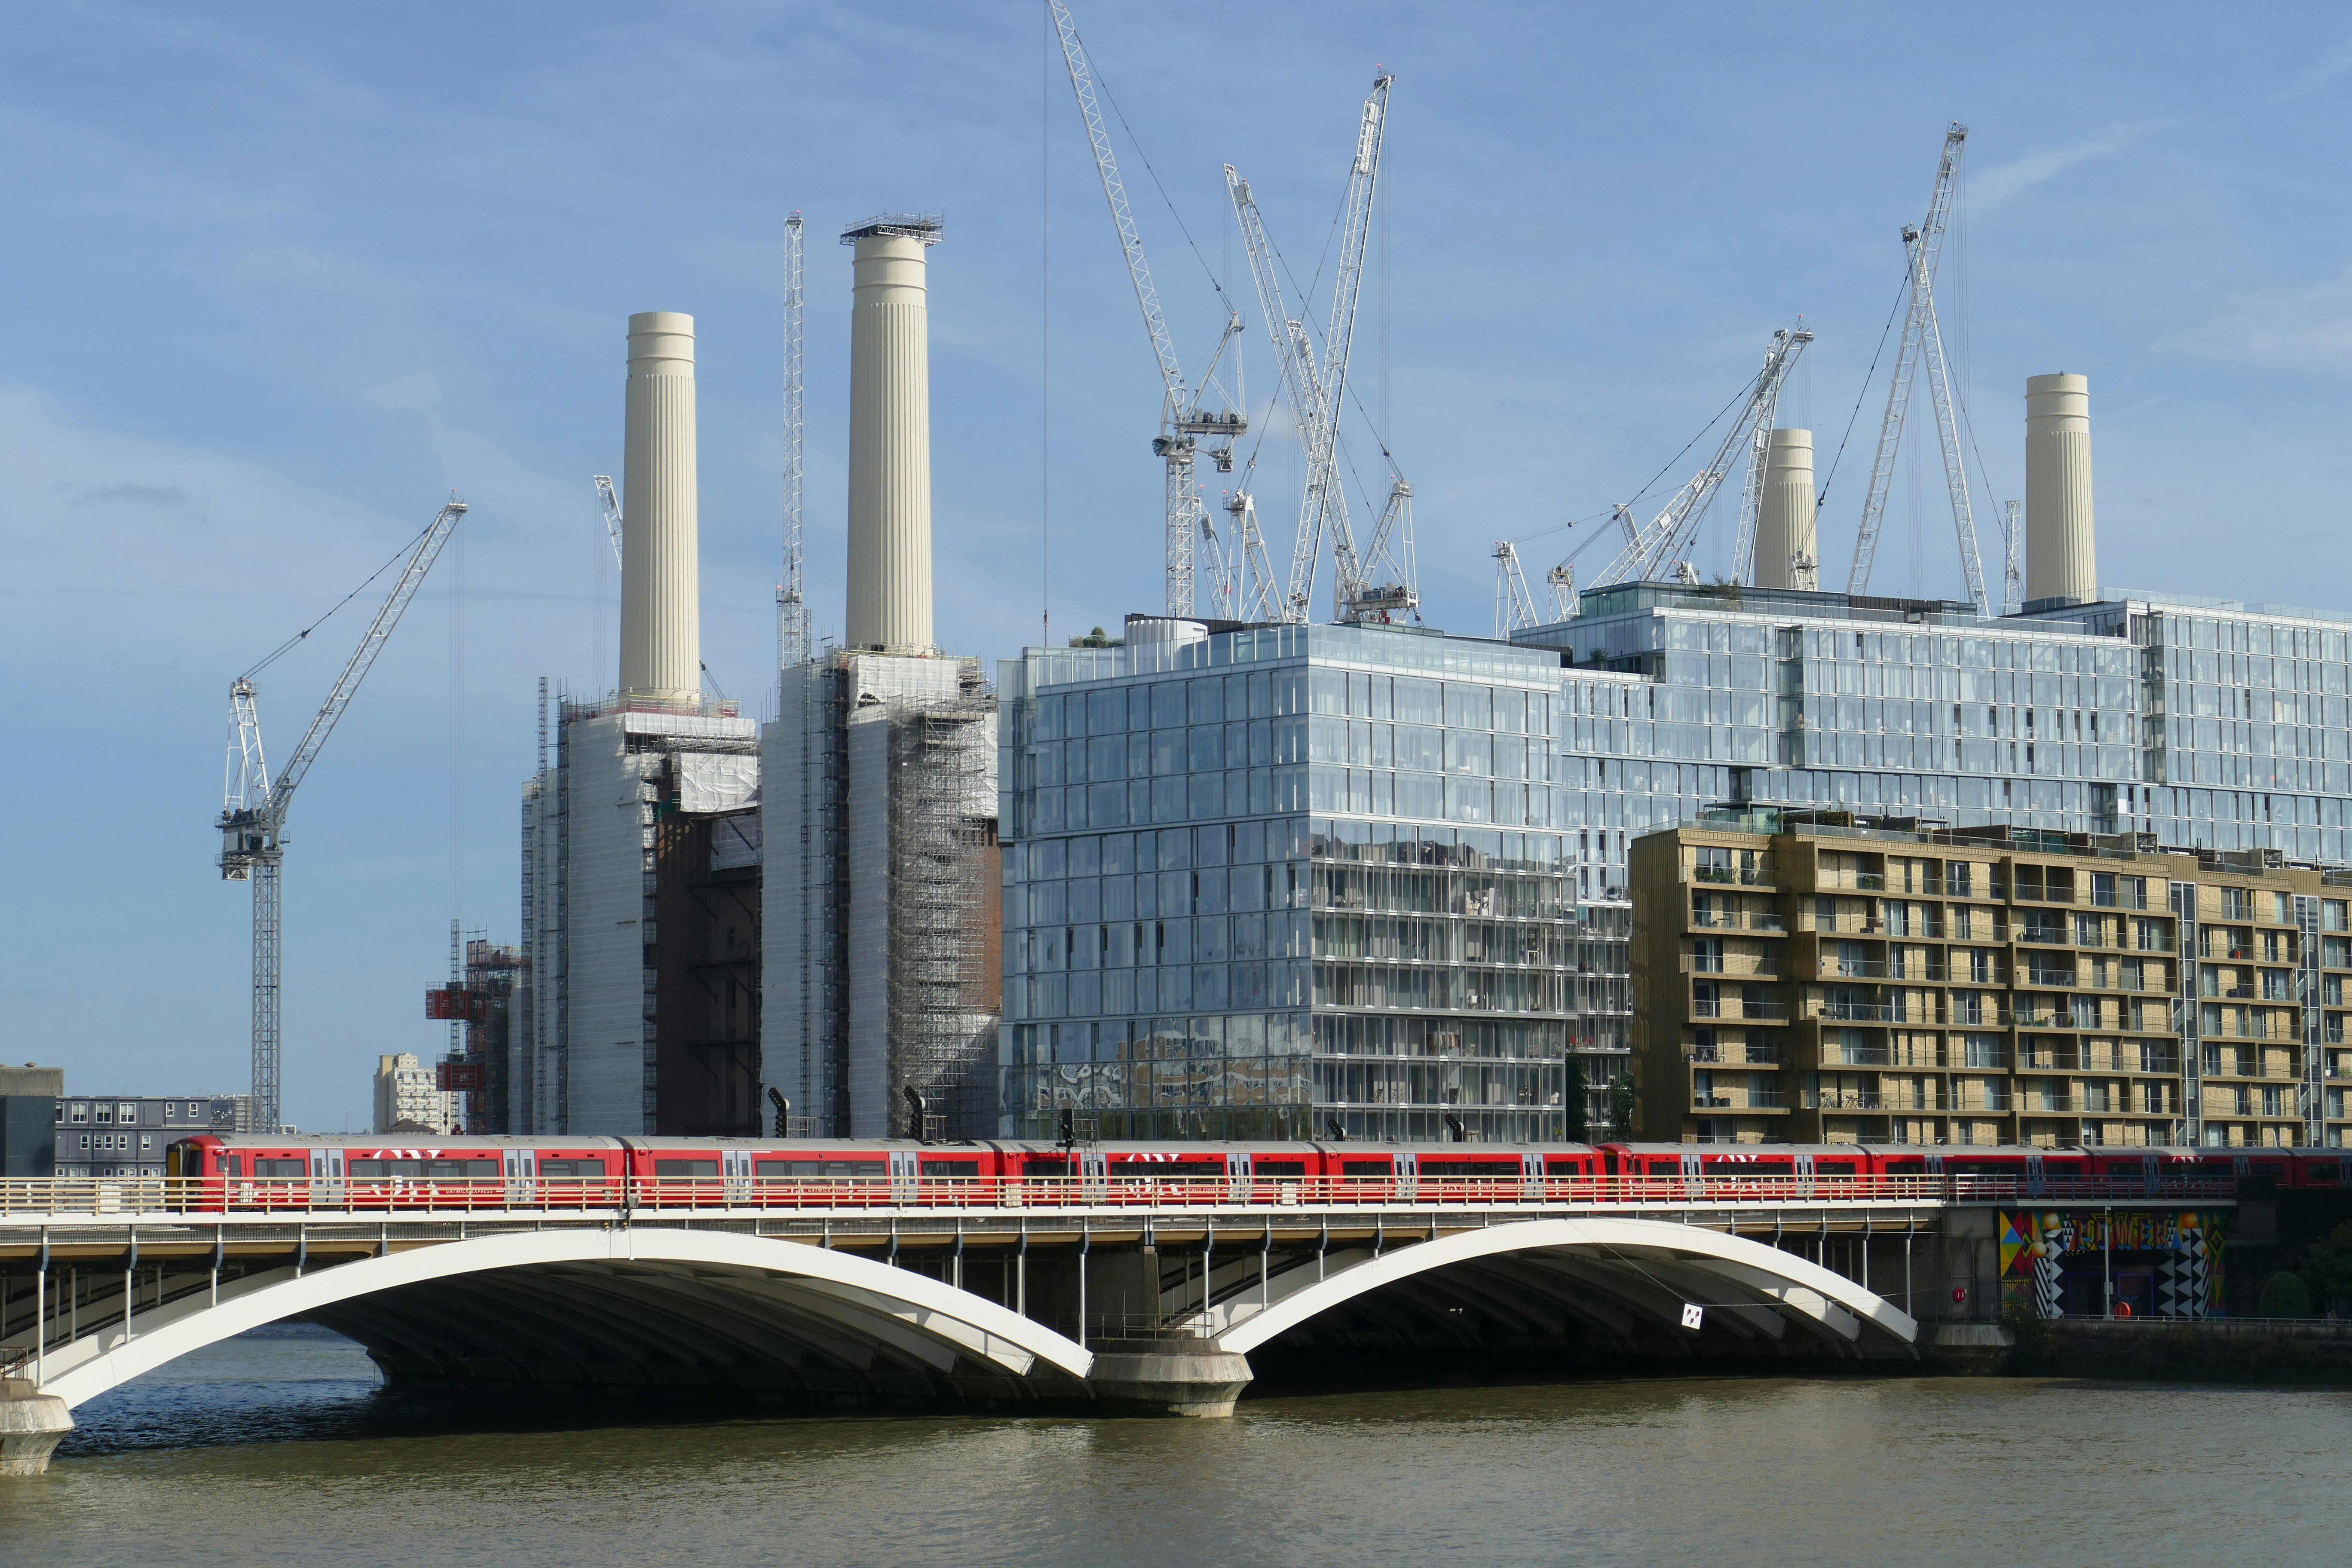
[0,1176,2074,1467]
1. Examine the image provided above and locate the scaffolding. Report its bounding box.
[884,684,998,1137]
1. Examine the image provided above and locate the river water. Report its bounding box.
[4,1324,2345,1566]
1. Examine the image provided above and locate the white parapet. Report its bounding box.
[622,311,702,704]
[844,221,940,655]
[1754,429,1816,591]
[2025,372,2095,605]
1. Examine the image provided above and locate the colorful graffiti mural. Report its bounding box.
[1999,1210,2223,1319]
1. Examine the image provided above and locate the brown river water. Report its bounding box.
[3,1323,2346,1566]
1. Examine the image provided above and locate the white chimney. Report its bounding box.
[2025,372,2095,605]
[1752,429,1817,591]
[621,311,701,703]
[842,215,943,654]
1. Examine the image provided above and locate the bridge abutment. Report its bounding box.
[1085,1348,1254,1417]
[0,1378,72,1476]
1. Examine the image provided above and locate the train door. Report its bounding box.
[1395,1151,1419,1203]
[2026,1153,2046,1198]
[889,1149,919,1204]
[1226,1151,1249,1204]
[502,1147,535,1205]
[308,1146,344,1206]
[1792,1152,1814,1201]
[1081,1147,1107,1204]
[1679,1150,1703,1200]
[1521,1151,1544,1201]
[723,1148,753,1206]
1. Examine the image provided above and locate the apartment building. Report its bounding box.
[1632,811,2352,1148]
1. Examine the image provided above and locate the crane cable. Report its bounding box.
[237,513,443,682]
[1816,259,1912,513]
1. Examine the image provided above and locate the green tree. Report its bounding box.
[1607,1071,1637,1139]
[2260,1270,2312,1319]
[2300,1222,2352,1313]
[1565,1055,1591,1142]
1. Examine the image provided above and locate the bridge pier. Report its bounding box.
[1085,1348,1254,1417]
[0,1378,72,1476]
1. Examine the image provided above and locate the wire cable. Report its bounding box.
[239,514,440,681]
[1818,262,1912,510]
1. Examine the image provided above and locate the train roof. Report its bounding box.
[187,1134,628,1150]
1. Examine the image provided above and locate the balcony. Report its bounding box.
[1823,1046,1894,1066]
[2018,926,2070,947]
[1690,1045,1780,1066]
[1692,999,1792,1021]
[1690,910,1788,933]
[1692,1090,1786,1109]
[1692,865,1772,887]
[2093,891,2153,911]
[1811,1001,1899,1023]
[1810,1088,1885,1110]
[1684,955,1781,977]
[2024,969,2080,988]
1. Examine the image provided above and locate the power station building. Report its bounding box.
[513,216,1000,1141]
[762,216,1001,1142]
[995,374,2352,1143]
[516,312,765,1137]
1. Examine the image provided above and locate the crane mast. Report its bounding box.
[1048,0,1242,617]
[1845,123,1990,613]
[1493,540,1537,637]
[778,211,811,671]
[1595,323,1813,588]
[217,497,468,1132]
[1225,69,1409,624]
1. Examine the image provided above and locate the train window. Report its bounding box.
[1646,1160,1678,1175]
[1816,1161,1858,1175]
[1340,1159,1391,1176]
[2309,1163,2342,1184]
[251,1159,305,1176]
[1418,1160,1506,1176]
[1022,1158,1073,1177]
[1131,1163,1221,1179]
[654,1159,720,1178]
[920,1160,980,1177]
[1543,1158,1586,1173]
[1253,1160,1306,1176]
[756,1159,884,1178]
[539,1158,605,1177]
[352,1159,498,1178]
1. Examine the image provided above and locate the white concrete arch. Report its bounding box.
[1211,1218,1918,1354]
[40,1227,1093,1410]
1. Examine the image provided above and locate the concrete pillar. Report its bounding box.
[1753,428,1816,591]
[1086,1348,1255,1417]
[843,218,941,655]
[622,311,701,704]
[2025,372,2095,605]
[0,1380,72,1476]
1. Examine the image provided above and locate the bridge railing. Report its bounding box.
[0,1173,2239,1219]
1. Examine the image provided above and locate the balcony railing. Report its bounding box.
[1692,1090,1786,1109]
[1690,910,1788,933]
[1684,956,1781,976]
[1692,999,1792,1020]
[1692,865,1772,886]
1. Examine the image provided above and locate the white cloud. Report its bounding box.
[2188,266,2352,369]
[2280,37,2352,101]
[1971,120,2168,211]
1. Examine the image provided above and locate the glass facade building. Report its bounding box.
[998,581,2352,1145]
[997,622,1631,1144]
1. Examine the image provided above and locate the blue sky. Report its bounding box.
[7,3,2351,1130]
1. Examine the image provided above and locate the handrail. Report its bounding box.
[0,1171,2248,1219]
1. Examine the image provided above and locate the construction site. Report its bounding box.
[188,7,2352,1153]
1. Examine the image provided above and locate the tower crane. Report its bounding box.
[1592,322,1813,588]
[1845,123,1990,613]
[217,497,469,1133]
[1048,0,1246,618]
[777,211,812,671]
[1225,69,1414,624]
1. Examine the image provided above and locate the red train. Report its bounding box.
[160,1132,2330,1210]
